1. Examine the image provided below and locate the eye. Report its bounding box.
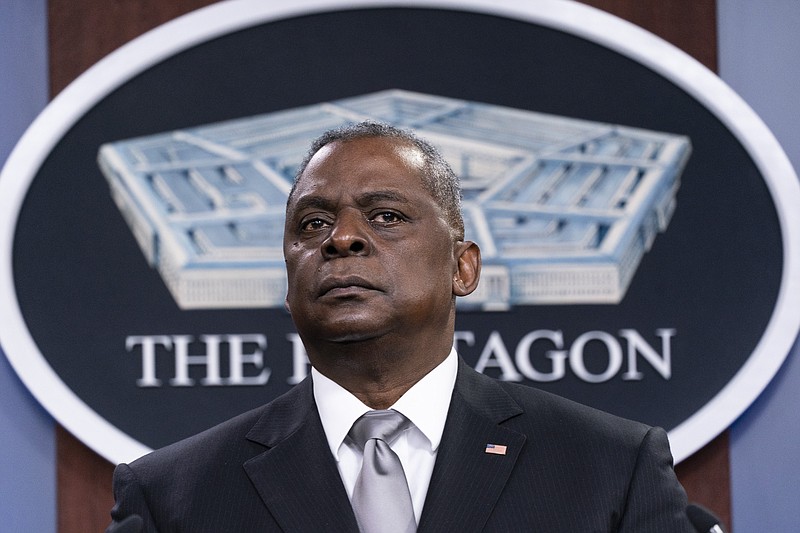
[370,211,403,224]
[300,217,330,232]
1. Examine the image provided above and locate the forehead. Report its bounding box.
[292,137,429,197]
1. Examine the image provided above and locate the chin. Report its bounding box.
[327,322,399,344]
[326,330,383,344]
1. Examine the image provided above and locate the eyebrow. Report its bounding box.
[354,190,410,207]
[290,190,411,213]
[290,195,336,214]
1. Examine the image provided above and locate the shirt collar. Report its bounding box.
[313,348,458,460]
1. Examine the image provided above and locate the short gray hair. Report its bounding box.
[291,121,465,239]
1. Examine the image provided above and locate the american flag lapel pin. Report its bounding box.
[485,443,507,456]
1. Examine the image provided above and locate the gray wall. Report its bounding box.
[719,2,800,530]
[0,2,55,530]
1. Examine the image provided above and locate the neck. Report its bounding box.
[308,336,452,409]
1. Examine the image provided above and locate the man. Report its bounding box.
[107,122,693,531]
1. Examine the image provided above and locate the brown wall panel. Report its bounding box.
[48,0,218,97]
[49,1,729,531]
[676,431,732,529]
[57,426,115,533]
[579,0,718,71]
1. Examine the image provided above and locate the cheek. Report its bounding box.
[402,250,455,290]
[283,258,303,294]
[284,250,321,296]
[285,246,311,271]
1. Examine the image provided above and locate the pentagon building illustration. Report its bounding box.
[98,89,691,311]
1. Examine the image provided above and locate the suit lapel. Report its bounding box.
[243,379,359,532]
[418,360,526,532]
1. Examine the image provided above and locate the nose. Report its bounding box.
[322,209,371,258]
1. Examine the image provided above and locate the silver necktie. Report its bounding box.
[349,410,416,533]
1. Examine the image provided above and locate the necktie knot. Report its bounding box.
[349,409,411,449]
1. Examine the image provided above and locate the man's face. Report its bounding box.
[283,137,461,348]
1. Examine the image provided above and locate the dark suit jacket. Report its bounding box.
[108,358,693,532]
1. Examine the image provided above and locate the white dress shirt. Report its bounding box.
[312,348,458,525]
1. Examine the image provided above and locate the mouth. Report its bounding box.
[318,276,379,297]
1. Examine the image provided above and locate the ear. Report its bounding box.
[284,296,292,314]
[452,241,481,297]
